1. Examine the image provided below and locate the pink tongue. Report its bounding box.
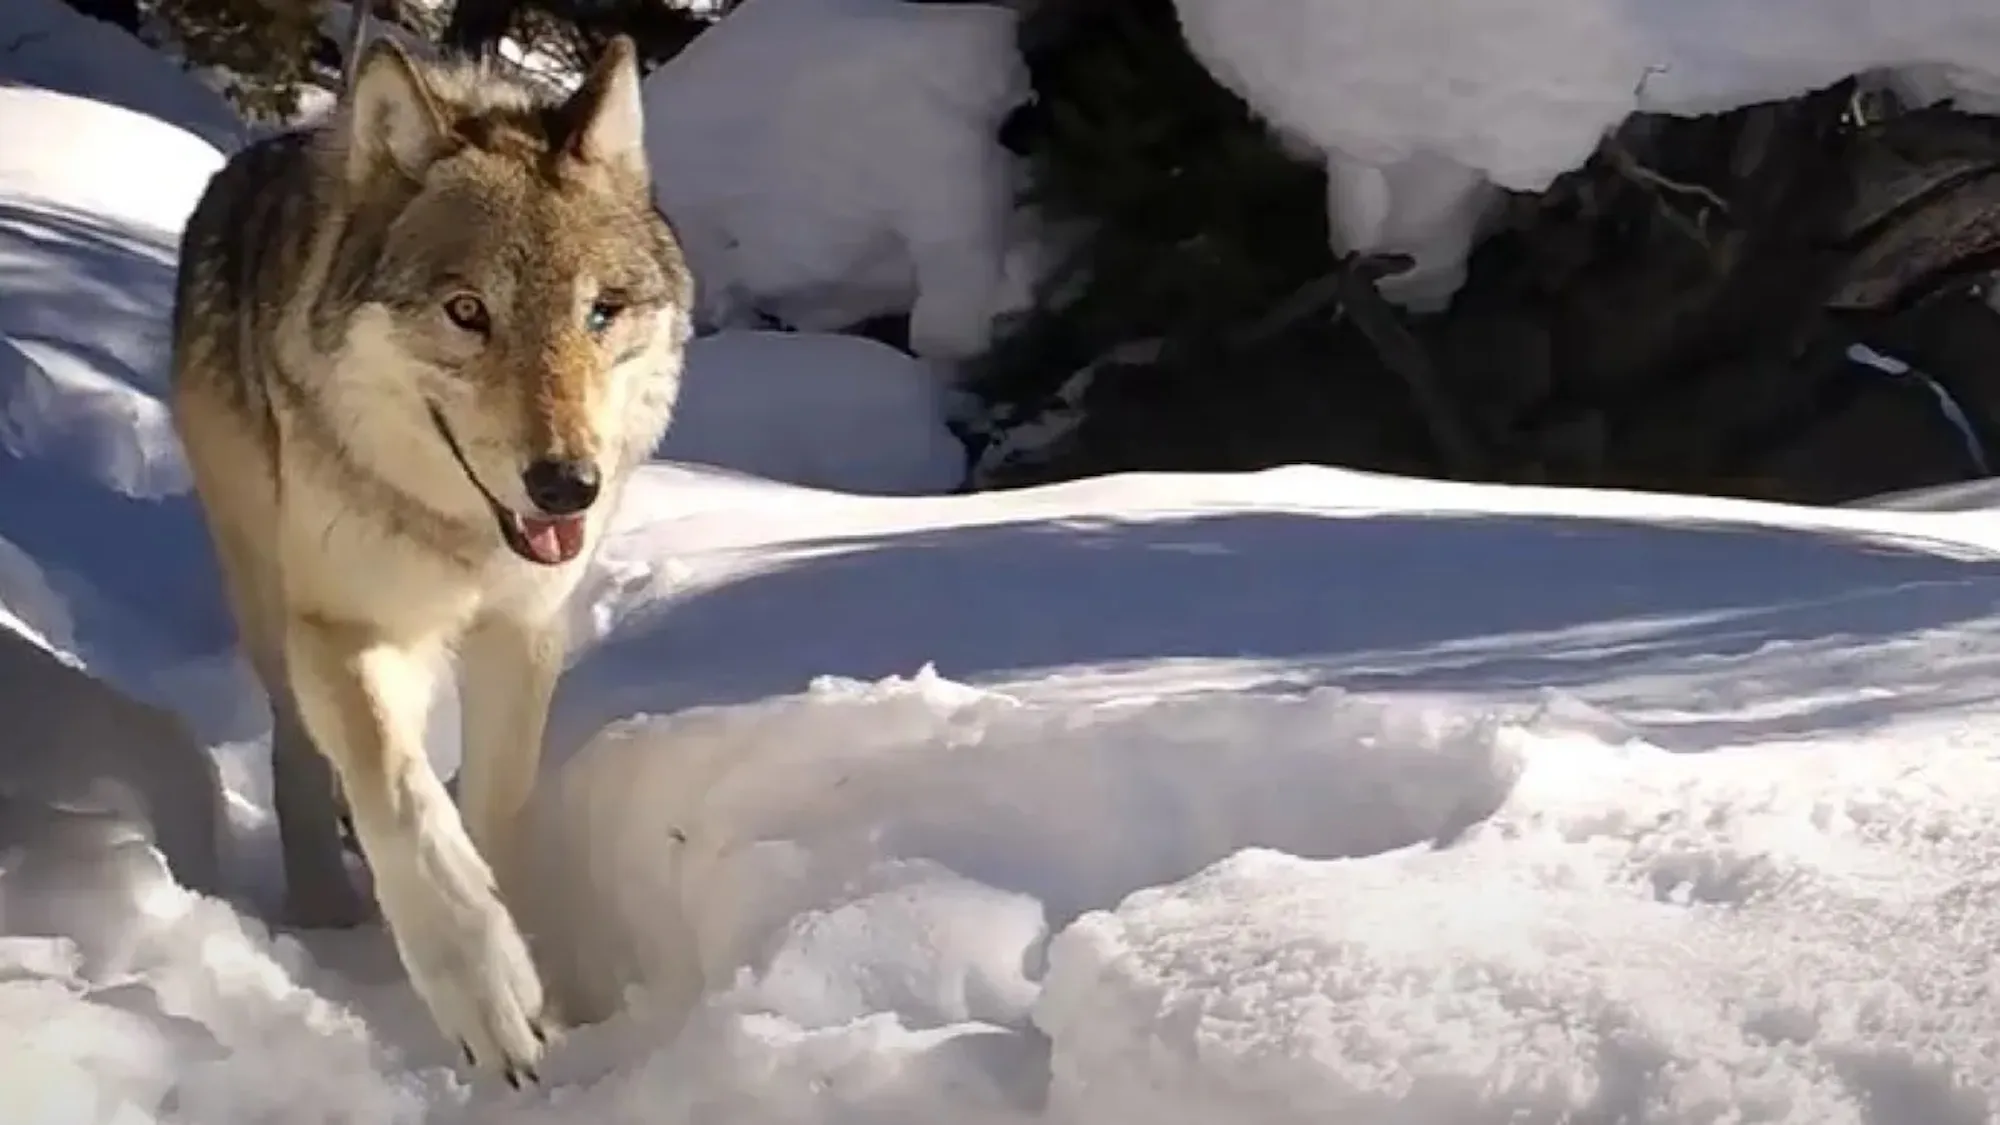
[519,514,587,565]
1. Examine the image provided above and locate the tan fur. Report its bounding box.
[168,36,691,1085]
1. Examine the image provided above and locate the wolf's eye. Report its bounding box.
[443,293,490,334]
[584,298,624,336]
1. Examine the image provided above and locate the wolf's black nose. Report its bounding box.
[523,457,601,515]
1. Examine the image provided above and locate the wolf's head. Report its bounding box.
[316,36,692,568]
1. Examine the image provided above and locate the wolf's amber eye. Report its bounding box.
[585,298,624,336]
[443,293,490,334]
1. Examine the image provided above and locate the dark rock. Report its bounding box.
[1743,362,1985,504]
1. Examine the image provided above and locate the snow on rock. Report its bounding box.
[658,330,967,495]
[0,619,224,931]
[0,0,246,152]
[1171,0,2000,307]
[0,533,81,658]
[641,0,1031,360]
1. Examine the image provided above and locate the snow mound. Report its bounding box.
[1041,726,2000,1123]
[0,889,446,1125]
[523,671,1521,1027]
[1171,0,2000,306]
[0,618,223,921]
[659,330,967,495]
[642,0,1031,359]
[0,84,236,719]
[0,84,214,503]
[0,0,246,151]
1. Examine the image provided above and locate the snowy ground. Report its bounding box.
[8,5,2000,1124]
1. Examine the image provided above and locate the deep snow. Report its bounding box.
[6,7,2000,1124]
[20,423,2000,1122]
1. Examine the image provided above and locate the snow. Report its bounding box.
[640,0,1033,360]
[659,330,966,495]
[0,0,246,152]
[1170,0,2000,306]
[642,0,2000,354]
[8,12,2000,1125]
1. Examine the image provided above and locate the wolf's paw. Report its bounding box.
[374,826,553,1087]
[416,904,551,1088]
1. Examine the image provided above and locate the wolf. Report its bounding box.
[168,34,693,1083]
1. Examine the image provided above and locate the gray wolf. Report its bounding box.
[168,34,693,1084]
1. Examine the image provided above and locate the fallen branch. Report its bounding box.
[1334,256,1489,477]
[1235,252,1489,478]
[1600,137,1730,253]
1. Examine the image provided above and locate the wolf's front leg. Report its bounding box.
[284,615,548,1086]
[456,612,565,899]
[271,696,372,928]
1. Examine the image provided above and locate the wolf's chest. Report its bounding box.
[274,476,590,636]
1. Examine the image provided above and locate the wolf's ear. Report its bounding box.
[561,36,649,183]
[343,39,450,184]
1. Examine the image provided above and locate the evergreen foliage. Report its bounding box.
[149,0,326,121]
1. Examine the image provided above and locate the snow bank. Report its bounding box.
[659,330,967,495]
[0,619,223,915]
[641,0,1032,360]
[522,672,1520,1026]
[0,84,216,504]
[1040,723,2000,1123]
[0,888,447,1124]
[11,644,2000,1121]
[552,458,2000,751]
[1171,0,2000,306]
[9,452,2000,1119]
[0,83,242,726]
[0,0,245,152]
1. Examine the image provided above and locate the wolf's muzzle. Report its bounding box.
[424,402,590,566]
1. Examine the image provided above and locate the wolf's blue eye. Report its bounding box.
[585,299,623,335]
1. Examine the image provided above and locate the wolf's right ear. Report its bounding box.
[342,39,450,184]
[561,36,649,184]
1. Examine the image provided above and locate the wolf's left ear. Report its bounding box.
[562,36,649,184]
[344,38,450,184]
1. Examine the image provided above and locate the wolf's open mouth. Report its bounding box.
[425,403,589,567]
[499,510,587,566]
